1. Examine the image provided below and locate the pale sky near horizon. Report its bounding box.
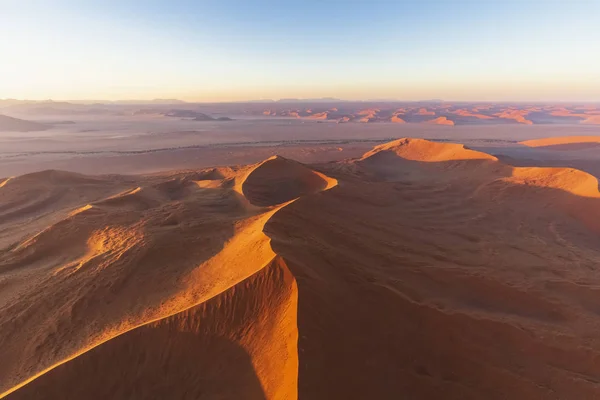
[1,0,599,102]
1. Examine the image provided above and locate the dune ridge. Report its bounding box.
[520,135,600,148]
[0,114,49,132]
[0,156,337,399]
[3,139,600,399]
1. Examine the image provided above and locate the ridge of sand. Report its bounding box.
[582,115,600,124]
[2,255,297,400]
[3,139,600,399]
[361,138,498,163]
[0,178,12,188]
[240,155,337,207]
[426,116,454,125]
[7,169,107,187]
[1,156,338,399]
[359,138,600,209]
[504,167,600,198]
[0,114,49,132]
[520,136,600,148]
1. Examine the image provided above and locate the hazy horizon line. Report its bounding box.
[2,98,599,105]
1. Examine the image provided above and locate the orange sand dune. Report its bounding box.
[452,109,494,119]
[415,107,435,116]
[520,136,600,148]
[362,138,497,163]
[390,115,405,123]
[549,109,600,124]
[4,257,297,400]
[307,112,328,120]
[583,115,600,124]
[495,109,533,124]
[356,108,379,116]
[3,138,600,399]
[425,116,454,125]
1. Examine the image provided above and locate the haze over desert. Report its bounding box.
[2,0,600,399]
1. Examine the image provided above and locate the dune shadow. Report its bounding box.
[265,150,600,399]
[5,331,266,400]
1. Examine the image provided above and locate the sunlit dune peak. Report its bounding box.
[415,108,435,116]
[426,116,454,125]
[506,167,600,198]
[68,204,94,217]
[362,138,497,162]
[495,110,533,124]
[520,136,600,148]
[307,112,328,120]
[0,177,12,188]
[452,109,494,120]
[582,115,600,125]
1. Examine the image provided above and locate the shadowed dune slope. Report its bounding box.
[3,138,600,399]
[264,140,600,399]
[0,114,49,132]
[362,138,498,162]
[241,155,337,207]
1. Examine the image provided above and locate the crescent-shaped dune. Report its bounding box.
[241,155,337,207]
[425,116,454,125]
[2,139,600,399]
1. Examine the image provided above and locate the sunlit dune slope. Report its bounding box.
[3,138,600,399]
[0,166,300,396]
[358,138,502,180]
[362,138,497,162]
[426,116,454,125]
[4,257,297,400]
[520,135,600,149]
[264,139,600,399]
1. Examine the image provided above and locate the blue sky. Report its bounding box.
[1,0,599,101]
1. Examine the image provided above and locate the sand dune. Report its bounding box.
[416,107,435,116]
[583,115,600,124]
[452,109,494,119]
[362,138,497,162]
[4,257,297,400]
[307,112,328,120]
[0,114,49,132]
[241,155,337,207]
[495,109,533,124]
[390,114,405,123]
[426,116,454,125]
[521,135,600,148]
[3,138,600,399]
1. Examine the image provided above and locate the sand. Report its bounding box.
[2,138,600,398]
[0,115,49,132]
[521,135,600,149]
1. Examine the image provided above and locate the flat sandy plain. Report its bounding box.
[2,104,600,399]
